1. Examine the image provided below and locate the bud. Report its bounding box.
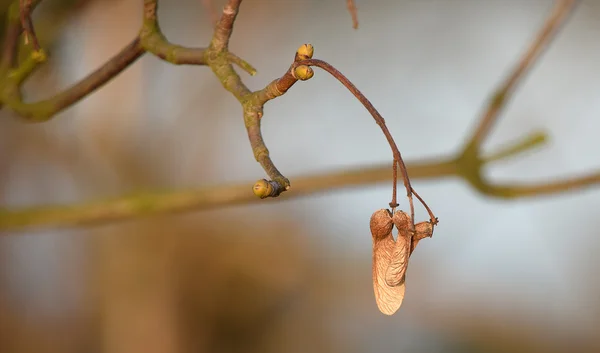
[293,65,314,81]
[252,179,273,199]
[296,44,314,60]
[31,49,47,63]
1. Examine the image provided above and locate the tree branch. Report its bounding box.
[0,0,257,121]
[346,0,358,29]
[0,2,22,73]
[19,0,41,51]
[140,0,207,65]
[0,0,597,233]
[465,0,578,148]
[0,38,145,121]
[1,136,598,232]
[0,158,455,232]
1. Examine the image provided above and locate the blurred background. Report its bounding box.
[1,0,599,352]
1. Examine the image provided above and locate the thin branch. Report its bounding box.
[209,0,243,52]
[0,0,255,123]
[141,0,207,65]
[0,38,145,121]
[0,2,22,73]
[466,0,578,148]
[19,0,41,51]
[346,0,359,29]
[0,157,456,232]
[0,0,596,234]
[296,58,433,225]
[1,142,599,232]
[484,172,600,198]
[481,131,546,163]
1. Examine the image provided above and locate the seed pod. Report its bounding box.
[410,220,434,255]
[370,209,434,315]
[370,209,406,315]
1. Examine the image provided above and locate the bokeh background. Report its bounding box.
[1,0,599,352]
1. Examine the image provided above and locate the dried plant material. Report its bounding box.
[371,209,405,315]
[370,209,433,315]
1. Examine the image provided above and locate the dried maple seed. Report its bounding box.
[370,209,406,315]
[370,209,434,315]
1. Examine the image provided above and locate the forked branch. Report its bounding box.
[0,0,597,233]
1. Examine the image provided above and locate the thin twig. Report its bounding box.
[467,0,578,147]
[0,0,255,121]
[1,38,145,121]
[19,0,41,51]
[141,0,254,72]
[1,149,599,232]
[209,0,243,52]
[0,158,453,232]
[486,173,600,198]
[296,58,424,226]
[346,0,359,29]
[140,0,207,65]
[0,0,594,234]
[0,2,23,72]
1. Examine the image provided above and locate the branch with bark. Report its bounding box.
[0,0,598,233]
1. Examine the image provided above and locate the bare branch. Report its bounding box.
[0,2,22,72]
[347,0,359,29]
[19,0,41,51]
[0,157,455,232]
[295,58,430,225]
[0,0,256,122]
[1,143,598,232]
[209,0,243,52]
[0,0,596,234]
[1,38,145,121]
[141,0,207,65]
[466,0,578,148]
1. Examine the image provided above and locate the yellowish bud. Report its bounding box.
[296,44,314,60]
[31,49,47,63]
[293,65,314,81]
[253,179,273,199]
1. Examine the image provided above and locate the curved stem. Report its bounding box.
[296,58,434,226]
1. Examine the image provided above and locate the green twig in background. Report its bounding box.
[0,136,598,232]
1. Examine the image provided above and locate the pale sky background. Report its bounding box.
[1,0,599,351]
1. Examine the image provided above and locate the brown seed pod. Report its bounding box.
[370,209,406,315]
[370,209,434,315]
